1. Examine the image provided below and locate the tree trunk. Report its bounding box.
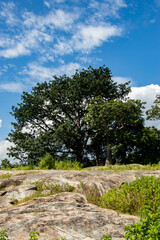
[104,119,112,165]
[105,143,112,165]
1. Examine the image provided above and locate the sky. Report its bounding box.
[0,0,160,160]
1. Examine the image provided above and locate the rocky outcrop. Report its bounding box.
[0,170,159,239]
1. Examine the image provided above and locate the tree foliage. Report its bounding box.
[85,99,145,164]
[146,94,160,120]
[8,66,131,165]
[7,66,159,166]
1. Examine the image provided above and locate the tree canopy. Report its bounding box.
[7,66,159,166]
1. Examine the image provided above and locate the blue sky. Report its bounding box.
[0,0,160,159]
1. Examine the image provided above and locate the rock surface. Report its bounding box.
[0,170,159,240]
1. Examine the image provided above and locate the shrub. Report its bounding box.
[124,206,160,239]
[100,176,160,216]
[55,159,82,170]
[0,230,8,240]
[96,234,112,240]
[29,231,39,240]
[39,153,55,169]
[0,159,12,169]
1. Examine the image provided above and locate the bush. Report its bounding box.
[39,153,55,169]
[0,159,12,169]
[100,176,160,216]
[55,159,82,170]
[124,206,160,239]
[0,230,8,240]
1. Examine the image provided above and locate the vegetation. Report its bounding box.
[0,173,12,179]
[7,65,133,166]
[0,230,8,240]
[85,98,145,165]
[6,66,160,167]
[39,153,82,170]
[100,176,160,216]
[29,231,39,240]
[39,153,55,169]
[96,234,112,240]
[124,207,160,240]
[11,182,74,205]
[146,94,160,120]
[84,162,160,171]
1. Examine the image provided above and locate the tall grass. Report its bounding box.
[99,176,160,216]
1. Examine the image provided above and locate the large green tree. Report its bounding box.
[85,99,145,165]
[7,66,130,165]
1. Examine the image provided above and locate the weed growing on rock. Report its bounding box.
[96,234,112,240]
[29,231,39,240]
[100,176,160,216]
[33,182,75,193]
[0,173,12,179]
[12,182,75,205]
[0,230,8,240]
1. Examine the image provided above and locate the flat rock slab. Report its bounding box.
[0,170,159,239]
[0,192,138,240]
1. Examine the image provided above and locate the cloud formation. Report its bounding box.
[22,62,81,82]
[0,140,14,162]
[129,84,160,129]
[112,76,132,85]
[0,1,125,59]
[0,82,25,93]
[0,120,2,128]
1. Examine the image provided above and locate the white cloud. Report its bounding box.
[54,24,123,55]
[44,1,51,8]
[0,8,77,59]
[23,62,81,81]
[22,9,76,30]
[0,82,25,93]
[129,84,160,129]
[74,24,123,52]
[112,76,132,85]
[0,140,14,162]
[0,120,2,128]
[0,2,19,26]
[88,0,127,21]
[0,29,52,58]
[0,1,125,59]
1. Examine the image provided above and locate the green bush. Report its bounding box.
[0,230,8,240]
[29,231,39,240]
[124,206,160,239]
[100,176,160,216]
[55,159,82,170]
[96,234,112,240]
[39,153,55,169]
[0,159,12,169]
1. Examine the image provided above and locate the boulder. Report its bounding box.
[0,169,159,239]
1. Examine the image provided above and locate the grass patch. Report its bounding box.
[0,173,12,179]
[78,182,101,205]
[12,182,75,205]
[100,176,160,216]
[54,160,82,170]
[84,162,160,171]
[13,165,39,170]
